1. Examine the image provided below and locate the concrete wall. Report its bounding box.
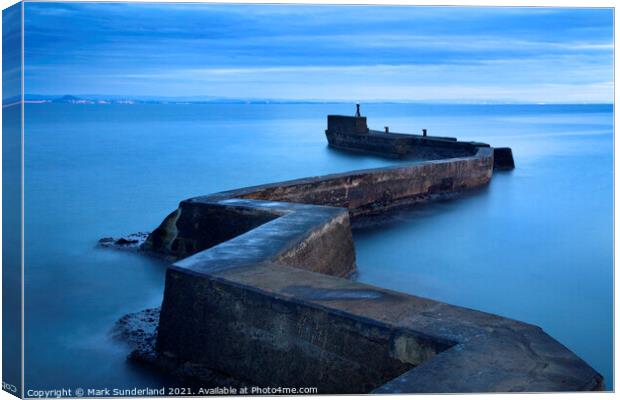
[143,202,282,259]
[157,267,448,393]
[144,147,493,260]
[221,147,493,218]
[325,114,484,159]
[327,131,477,159]
[142,144,602,393]
[327,115,369,134]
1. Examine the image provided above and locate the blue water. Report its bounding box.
[23,103,613,392]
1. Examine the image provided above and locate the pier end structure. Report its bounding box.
[325,112,515,171]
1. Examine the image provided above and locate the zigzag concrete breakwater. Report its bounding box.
[121,115,602,393]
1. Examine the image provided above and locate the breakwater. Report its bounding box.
[118,114,602,393]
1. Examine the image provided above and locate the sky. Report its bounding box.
[24,3,614,103]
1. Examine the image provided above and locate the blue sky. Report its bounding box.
[24,3,613,103]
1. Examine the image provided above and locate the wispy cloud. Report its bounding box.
[24,3,613,103]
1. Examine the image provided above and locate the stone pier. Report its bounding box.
[132,137,601,392]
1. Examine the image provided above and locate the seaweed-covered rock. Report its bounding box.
[98,232,149,252]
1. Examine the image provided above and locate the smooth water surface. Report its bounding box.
[24,103,613,391]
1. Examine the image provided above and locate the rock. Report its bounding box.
[115,238,139,246]
[97,232,149,252]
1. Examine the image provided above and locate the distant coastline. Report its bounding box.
[5,94,614,107]
[16,94,351,105]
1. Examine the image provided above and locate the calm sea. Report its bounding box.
[23,103,613,391]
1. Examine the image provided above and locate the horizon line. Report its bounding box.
[15,94,616,106]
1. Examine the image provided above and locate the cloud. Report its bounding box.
[23,3,613,103]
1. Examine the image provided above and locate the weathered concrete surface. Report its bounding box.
[121,125,601,393]
[143,202,283,261]
[158,260,602,393]
[217,147,492,219]
[326,129,477,159]
[158,268,421,393]
[143,199,357,277]
[325,114,515,171]
[143,147,492,262]
[326,114,477,159]
[112,308,249,388]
